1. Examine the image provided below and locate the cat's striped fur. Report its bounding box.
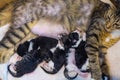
[0,0,100,63]
[85,0,120,80]
[0,21,38,63]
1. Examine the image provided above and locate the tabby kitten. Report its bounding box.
[0,0,100,63]
[85,0,120,80]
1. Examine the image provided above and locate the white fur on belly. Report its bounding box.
[105,30,120,42]
[31,19,68,39]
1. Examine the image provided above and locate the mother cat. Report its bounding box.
[0,0,120,80]
[0,0,99,63]
[85,0,120,80]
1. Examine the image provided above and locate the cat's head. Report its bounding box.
[101,0,120,32]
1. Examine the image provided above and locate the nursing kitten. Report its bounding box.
[63,30,88,79]
[64,30,111,80]
[8,50,41,77]
[8,36,66,77]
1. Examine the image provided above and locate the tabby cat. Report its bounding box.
[0,0,100,63]
[85,0,120,80]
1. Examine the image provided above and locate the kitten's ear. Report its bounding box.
[100,0,117,9]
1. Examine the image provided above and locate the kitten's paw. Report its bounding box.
[8,64,17,74]
[8,64,23,77]
[42,62,54,72]
[64,68,78,79]
[64,64,78,79]
[41,61,58,74]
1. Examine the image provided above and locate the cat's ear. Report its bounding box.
[100,0,117,9]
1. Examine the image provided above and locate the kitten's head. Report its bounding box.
[68,30,86,48]
[58,30,86,48]
[41,50,53,62]
[69,30,80,45]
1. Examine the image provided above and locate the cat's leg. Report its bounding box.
[101,60,110,80]
[85,31,102,80]
[99,48,110,80]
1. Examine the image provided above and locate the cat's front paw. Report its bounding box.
[102,73,110,80]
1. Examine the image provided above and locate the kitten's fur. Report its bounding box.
[64,30,88,79]
[8,36,66,77]
[64,30,111,80]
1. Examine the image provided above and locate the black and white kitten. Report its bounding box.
[64,30,110,80]
[8,50,41,77]
[8,36,66,77]
[64,30,89,79]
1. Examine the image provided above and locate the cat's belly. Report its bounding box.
[31,19,69,39]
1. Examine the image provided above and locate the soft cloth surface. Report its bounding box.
[0,53,91,80]
[0,63,8,80]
